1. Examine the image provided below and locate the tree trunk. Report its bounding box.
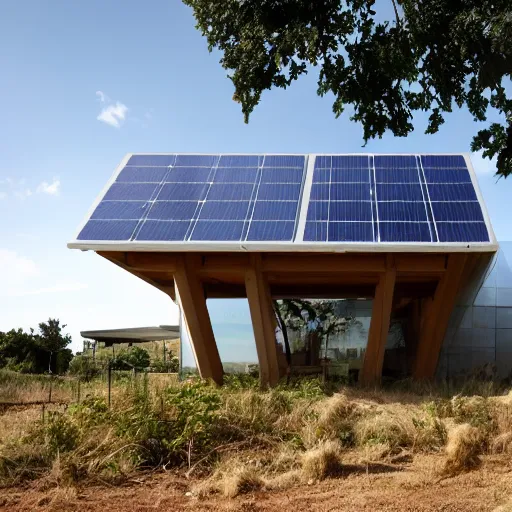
[273,301,291,367]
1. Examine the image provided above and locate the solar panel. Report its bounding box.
[71,153,494,249]
[77,154,306,243]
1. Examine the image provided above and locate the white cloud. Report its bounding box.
[14,188,32,200]
[0,249,39,279]
[37,178,60,195]
[96,90,108,103]
[471,150,497,175]
[0,249,87,298]
[97,101,128,128]
[0,192,6,200]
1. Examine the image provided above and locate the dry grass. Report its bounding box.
[494,498,512,512]
[443,423,483,475]
[194,458,264,498]
[301,440,342,481]
[2,371,512,496]
[491,432,512,454]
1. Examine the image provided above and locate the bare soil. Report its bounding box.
[2,453,512,512]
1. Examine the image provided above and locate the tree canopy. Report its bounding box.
[184,0,512,177]
[0,319,73,374]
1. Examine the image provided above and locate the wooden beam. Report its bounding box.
[245,254,280,388]
[394,254,447,273]
[173,255,223,385]
[413,254,468,380]
[262,254,387,273]
[124,253,178,272]
[98,252,176,299]
[359,258,396,386]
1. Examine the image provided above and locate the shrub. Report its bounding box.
[44,412,80,455]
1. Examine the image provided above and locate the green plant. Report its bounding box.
[44,412,80,454]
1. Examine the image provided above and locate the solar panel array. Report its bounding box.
[78,154,306,242]
[75,154,491,245]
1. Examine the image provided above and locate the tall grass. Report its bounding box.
[0,372,511,495]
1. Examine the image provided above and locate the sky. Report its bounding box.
[1,1,511,361]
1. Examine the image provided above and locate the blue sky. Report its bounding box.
[1,1,511,360]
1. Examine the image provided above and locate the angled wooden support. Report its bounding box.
[360,259,397,386]
[173,255,223,385]
[413,254,468,380]
[245,254,280,388]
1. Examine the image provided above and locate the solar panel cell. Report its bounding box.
[423,168,472,183]
[263,155,304,168]
[78,220,138,240]
[213,168,258,183]
[329,201,372,221]
[116,167,169,183]
[257,183,301,201]
[104,183,159,201]
[205,183,254,201]
[157,183,208,201]
[331,168,370,183]
[431,202,485,222]
[310,184,330,201]
[421,155,466,168]
[306,202,329,221]
[136,220,191,241]
[378,202,428,222]
[198,201,250,221]
[261,168,304,183]
[437,222,489,242]
[379,222,431,242]
[374,155,417,168]
[174,155,218,167]
[427,184,478,201]
[252,202,298,221]
[376,184,424,201]
[330,183,371,201]
[218,155,260,167]
[91,201,149,220]
[304,222,327,241]
[147,201,199,221]
[191,221,245,241]
[375,168,420,183]
[328,222,373,242]
[247,221,295,241]
[165,167,213,182]
[331,156,369,168]
[126,155,176,166]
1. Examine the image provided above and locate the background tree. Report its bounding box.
[38,319,72,374]
[111,346,151,371]
[184,0,512,177]
[275,299,352,360]
[0,319,73,374]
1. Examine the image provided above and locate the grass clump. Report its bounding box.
[301,440,342,481]
[443,423,483,475]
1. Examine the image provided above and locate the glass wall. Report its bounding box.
[438,241,512,379]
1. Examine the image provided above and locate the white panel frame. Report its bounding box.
[68,152,499,254]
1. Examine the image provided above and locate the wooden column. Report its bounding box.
[173,255,223,385]
[360,260,396,386]
[245,254,280,388]
[413,254,468,379]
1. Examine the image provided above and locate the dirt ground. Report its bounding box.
[2,453,512,512]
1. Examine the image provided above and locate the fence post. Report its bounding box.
[108,362,112,408]
[48,376,53,403]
